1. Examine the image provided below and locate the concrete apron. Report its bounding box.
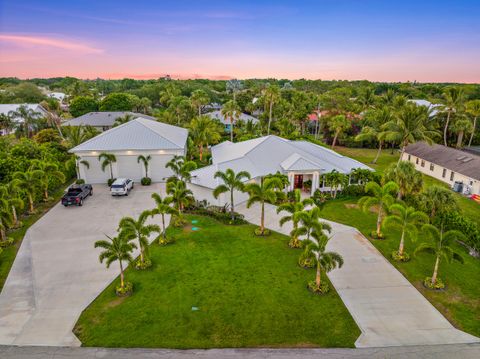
[236,202,480,348]
[0,183,169,347]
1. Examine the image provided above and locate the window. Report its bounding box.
[442,168,447,178]
[421,160,425,167]
[450,171,455,181]
[408,154,411,161]
[416,158,419,165]
[430,163,434,171]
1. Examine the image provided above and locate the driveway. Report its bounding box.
[0,183,168,346]
[237,202,479,348]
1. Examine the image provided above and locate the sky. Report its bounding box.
[1,0,479,82]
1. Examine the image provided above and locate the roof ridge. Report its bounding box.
[69,118,133,151]
[134,118,180,149]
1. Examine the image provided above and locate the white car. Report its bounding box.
[110,178,134,196]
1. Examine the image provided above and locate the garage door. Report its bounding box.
[81,156,110,184]
[116,155,143,182]
[149,155,175,182]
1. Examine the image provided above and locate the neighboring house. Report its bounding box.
[205,110,259,132]
[0,104,49,135]
[402,142,480,195]
[188,135,371,206]
[70,117,188,183]
[62,111,156,132]
[408,99,442,117]
[203,102,222,112]
[47,92,67,102]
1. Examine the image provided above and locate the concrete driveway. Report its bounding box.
[0,183,168,347]
[237,202,479,348]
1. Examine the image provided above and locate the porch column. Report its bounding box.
[311,171,319,196]
[288,172,295,191]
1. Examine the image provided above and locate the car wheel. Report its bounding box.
[63,204,68,207]
[125,192,128,196]
[89,190,93,196]
[79,199,83,206]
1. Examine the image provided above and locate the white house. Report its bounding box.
[0,104,49,135]
[205,110,259,132]
[70,117,188,183]
[408,99,442,117]
[188,135,371,206]
[403,142,480,196]
[47,92,67,102]
[62,111,156,132]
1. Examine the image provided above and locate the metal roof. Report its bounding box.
[0,104,48,122]
[70,117,188,152]
[62,111,156,127]
[205,110,259,125]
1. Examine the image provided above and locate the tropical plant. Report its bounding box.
[358,181,399,238]
[213,169,251,220]
[150,193,177,242]
[355,107,392,163]
[165,155,197,182]
[264,84,281,135]
[419,185,459,219]
[189,116,222,161]
[325,170,347,198]
[66,155,89,181]
[113,113,134,127]
[328,114,350,148]
[29,160,66,200]
[441,87,465,146]
[414,224,465,289]
[451,118,473,148]
[190,89,210,116]
[0,187,13,243]
[137,154,152,178]
[98,152,117,181]
[166,180,194,213]
[8,105,42,138]
[62,125,99,148]
[383,161,423,199]
[0,113,14,134]
[12,170,43,213]
[295,206,332,243]
[466,99,480,147]
[221,100,241,142]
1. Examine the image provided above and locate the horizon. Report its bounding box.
[1,0,480,83]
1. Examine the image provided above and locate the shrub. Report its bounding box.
[307,280,330,294]
[370,231,385,240]
[107,178,116,187]
[0,238,14,248]
[75,178,85,184]
[337,184,365,198]
[391,250,410,262]
[254,228,270,236]
[158,236,175,246]
[172,215,187,228]
[441,211,480,255]
[141,177,152,186]
[298,252,314,268]
[135,258,152,270]
[423,277,445,290]
[115,281,133,296]
[185,202,247,225]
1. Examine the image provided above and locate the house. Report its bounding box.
[69,117,188,183]
[0,104,49,135]
[402,142,480,195]
[188,135,371,206]
[205,110,259,132]
[47,92,67,102]
[408,99,442,117]
[62,111,156,132]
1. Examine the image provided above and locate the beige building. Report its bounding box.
[402,142,480,196]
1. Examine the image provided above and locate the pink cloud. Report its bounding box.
[0,34,103,54]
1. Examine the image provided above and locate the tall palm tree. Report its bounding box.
[221,100,241,142]
[466,99,480,147]
[165,155,197,182]
[383,204,429,258]
[328,114,350,148]
[12,170,43,213]
[0,187,13,243]
[62,125,99,148]
[296,206,332,243]
[419,185,459,219]
[29,160,66,200]
[137,155,152,178]
[245,176,283,235]
[150,193,177,241]
[451,118,473,148]
[67,155,90,180]
[190,89,210,116]
[118,210,160,267]
[213,169,251,220]
[355,107,392,163]
[442,87,465,146]
[8,105,41,138]
[95,232,137,291]
[325,169,347,198]
[414,224,465,287]
[358,181,398,238]
[264,84,281,135]
[5,181,24,228]
[384,161,423,199]
[226,79,243,102]
[277,189,314,248]
[98,152,117,181]
[166,180,194,213]
[189,116,222,161]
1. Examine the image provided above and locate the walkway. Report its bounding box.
[0,184,168,347]
[237,202,479,348]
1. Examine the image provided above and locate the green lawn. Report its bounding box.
[74,215,360,348]
[320,198,480,338]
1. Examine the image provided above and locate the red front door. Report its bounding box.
[294,174,303,189]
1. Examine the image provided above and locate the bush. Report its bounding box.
[135,258,152,270]
[391,250,410,262]
[0,238,14,248]
[254,228,270,236]
[337,184,365,198]
[307,280,330,294]
[370,231,385,240]
[172,215,187,228]
[141,177,152,186]
[423,277,445,290]
[441,211,480,255]
[298,252,314,268]
[107,178,116,187]
[158,236,175,246]
[288,238,302,248]
[75,178,85,184]
[115,281,133,297]
[185,202,247,225]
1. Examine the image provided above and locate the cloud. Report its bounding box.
[0,34,103,54]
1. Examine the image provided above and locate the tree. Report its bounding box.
[98,153,117,181]
[113,113,134,127]
[150,193,177,241]
[33,129,62,144]
[95,232,137,291]
[355,107,392,163]
[99,93,135,111]
[8,105,42,138]
[451,118,473,148]
[325,169,347,198]
[62,125,99,147]
[442,87,464,146]
[358,181,399,237]
[167,96,195,125]
[166,180,194,213]
[264,84,281,135]
[138,97,152,114]
[137,155,152,178]
[0,113,14,134]
[466,100,480,147]
[5,181,24,228]
[384,161,423,199]
[0,186,13,243]
[226,79,243,102]
[414,224,464,287]
[29,160,66,201]
[221,100,241,142]
[165,155,197,182]
[328,114,350,148]
[189,116,222,161]
[118,210,160,267]
[419,185,459,219]
[67,155,89,180]
[213,169,251,220]
[159,83,181,107]
[190,89,210,116]
[12,170,43,213]
[69,96,98,117]
[296,206,332,243]
[245,176,283,235]
[383,204,428,258]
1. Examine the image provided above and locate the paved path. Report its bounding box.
[0,184,168,347]
[1,343,479,359]
[237,202,479,348]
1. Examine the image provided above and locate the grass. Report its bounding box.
[0,185,69,292]
[320,198,480,338]
[74,215,360,348]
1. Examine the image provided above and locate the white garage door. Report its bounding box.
[116,155,143,182]
[149,155,175,182]
[81,156,110,184]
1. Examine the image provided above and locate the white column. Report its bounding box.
[311,172,319,196]
[288,172,295,191]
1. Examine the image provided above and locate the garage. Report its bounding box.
[71,117,188,184]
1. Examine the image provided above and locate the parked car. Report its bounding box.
[110,178,134,196]
[62,184,93,206]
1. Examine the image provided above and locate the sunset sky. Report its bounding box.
[1,0,479,82]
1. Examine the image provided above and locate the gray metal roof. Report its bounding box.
[62,112,156,127]
[405,142,480,180]
[205,110,259,125]
[70,117,188,152]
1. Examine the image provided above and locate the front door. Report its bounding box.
[294,174,303,189]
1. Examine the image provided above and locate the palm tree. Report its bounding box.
[0,188,13,243]
[264,84,281,135]
[12,170,43,213]
[213,169,251,220]
[0,113,14,134]
[325,170,347,198]
[355,107,392,163]
[414,224,465,287]
[166,180,194,213]
[221,100,241,142]
[384,161,423,199]
[29,160,66,201]
[358,181,399,238]
[245,176,283,235]
[137,155,152,178]
[442,87,465,146]
[189,116,222,161]
[296,206,332,243]
[190,89,210,116]
[8,105,41,137]
[451,118,473,148]
[466,100,480,147]
[118,210,160,267]
[62,125,99,147]
[95,232,137,291]
[98,152,117,181]
[419,185,459,219]
[328,114,350,148]
[67,155,90,180]
[150,193,177,241]
[113,114,134,127]
[226,79,243,102]
[4,182,24,228]
[165,155,197,182]
[383,204,429,258]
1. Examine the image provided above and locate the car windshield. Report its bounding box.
[111,185,125,189]
[67,189,82,194]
